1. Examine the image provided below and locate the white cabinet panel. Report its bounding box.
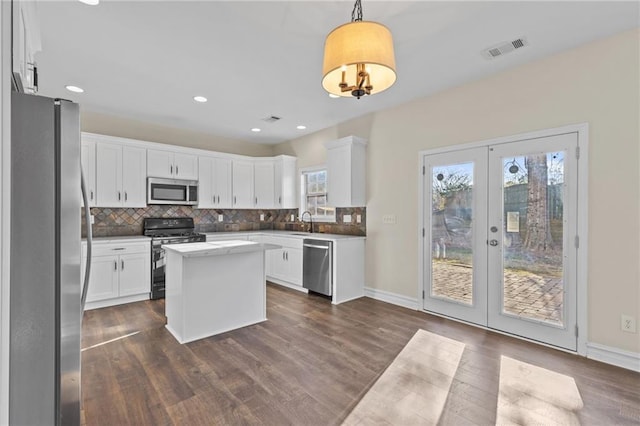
[325,136,367,207]
[147,149,174,178]
[82,240,150,310]
[85,256,119,303]
[254,161,275,209]
[96,142,146,207]
[174,153,198,180]
[274,156,297,209]
[118,253,150,297]
[96,142,123,207]
[148,149,197,180]
[232,160,254,208]
[81,139,96,207]
[122,146,147,207]
[286,248,303,286]
[198,156,233,209]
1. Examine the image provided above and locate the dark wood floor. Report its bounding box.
[81,284,640,425]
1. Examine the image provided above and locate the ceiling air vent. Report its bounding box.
[261,115,281,123]
[482,37,528,60]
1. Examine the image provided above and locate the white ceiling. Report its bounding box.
[35,1,639,145]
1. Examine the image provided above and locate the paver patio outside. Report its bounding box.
[431,261,563,324]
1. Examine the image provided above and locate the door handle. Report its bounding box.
[255,197,258,205]
[176,166,179,175]
[282,252,285,260]
[285,251,288,261]
[217,195,220,204]
[489,239,499,246]
[114,260,118,271]
[212,195,215,204]
[234,196,236,204]
[124,191,128,202]
[90,190,93,200]
[279,196,281,205]
[118,191,121,201]
[121,259,124,270]
[170,164,173,175]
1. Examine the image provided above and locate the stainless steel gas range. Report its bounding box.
[143,218,206,299]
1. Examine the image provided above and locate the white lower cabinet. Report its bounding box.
[82,239,151,310]
[264,237,303,290]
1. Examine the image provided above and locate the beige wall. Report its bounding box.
[275,29,640,353]
[81,110,274,157]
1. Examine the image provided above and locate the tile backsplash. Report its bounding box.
[82,206,366,237]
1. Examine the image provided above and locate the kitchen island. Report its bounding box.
[163,240,279,344]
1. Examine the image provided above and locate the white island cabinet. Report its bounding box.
[163,240,279,344]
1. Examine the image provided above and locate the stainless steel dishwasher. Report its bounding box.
[303,239,333,296]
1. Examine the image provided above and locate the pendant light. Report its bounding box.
[322,0,396,99]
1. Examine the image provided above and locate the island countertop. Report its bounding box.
[162,240,280,258]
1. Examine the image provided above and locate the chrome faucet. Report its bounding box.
[300,210,313,233]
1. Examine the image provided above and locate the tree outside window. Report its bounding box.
[301,169,335,221]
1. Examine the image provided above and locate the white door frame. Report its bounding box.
[418,123,589,356]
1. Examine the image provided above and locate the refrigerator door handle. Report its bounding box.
[80,168,92,312]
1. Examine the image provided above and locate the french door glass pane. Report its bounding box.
[501,152,565,326]
[431,162,474,305]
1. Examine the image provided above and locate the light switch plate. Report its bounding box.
[343,214,352,223]
[260,214,265,221]
[621,314,637,333]
[382,214,397,224]
[356,214,361,223]
[218,214,224,222]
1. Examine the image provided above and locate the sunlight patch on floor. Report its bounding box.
[81,331,140,352]
[497,355,584,425]
[342,329,465,425]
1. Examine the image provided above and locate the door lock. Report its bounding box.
[489,239,498,246]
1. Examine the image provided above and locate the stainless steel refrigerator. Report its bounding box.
[10,92,93,425]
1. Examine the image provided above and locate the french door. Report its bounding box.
[422,132,579,351]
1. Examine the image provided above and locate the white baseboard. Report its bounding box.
[587,342,640,372]
[364,287,419,310]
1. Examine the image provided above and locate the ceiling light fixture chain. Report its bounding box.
[351,0,363,22]
[322,0,396,99]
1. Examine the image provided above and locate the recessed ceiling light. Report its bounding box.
[328,93,340,98]
[296,125,306,130]
[78,0,99,5]
[251,128,261,133]
[193,96,207,103]
[65,85,84,93]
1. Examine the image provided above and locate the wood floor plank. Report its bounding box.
[80,283,640,426]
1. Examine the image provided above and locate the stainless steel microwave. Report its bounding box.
[147,177,198,205]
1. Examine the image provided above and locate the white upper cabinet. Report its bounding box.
[81,137,97,207]
[198,156,232,209]
[12,0,41,93]
[254,160,275,209]
[325,136,367,207]
[147,149,198,180]
[274,155,297,209]
[96,142,146,208]
[232,160,254,208]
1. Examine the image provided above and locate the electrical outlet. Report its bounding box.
[218,214,224,222]
[356,214,362,223]
[343,214,352,223]
[260,214,265,221]
[290,214,295,221]
[382,214,397,224]
[90,215,95,224]
[621,314,637,333]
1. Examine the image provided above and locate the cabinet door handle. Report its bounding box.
[212,195,215,204]
[255,197,258,205]
[278,196,281,205]
[118,191,121,201]
[234,196,236,204]
[282,251,285,260]
[217,195,220,204]
[176,165,179,175]
[286,251,288,261]
[124,192,128,202]
[90,190,94,200]
[121,259,124,270]
[114,261,118,271]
